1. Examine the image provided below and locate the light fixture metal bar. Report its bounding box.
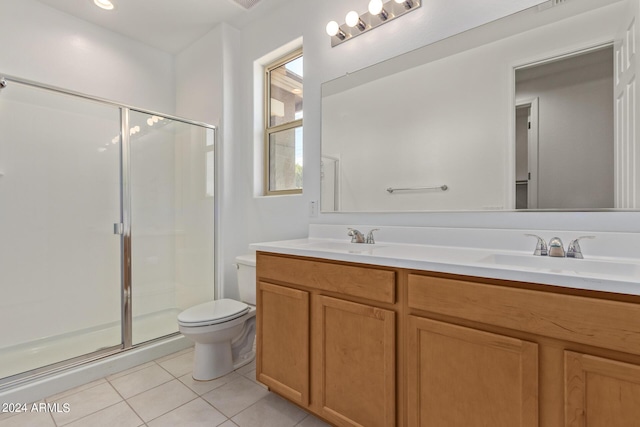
[330,0,421,47]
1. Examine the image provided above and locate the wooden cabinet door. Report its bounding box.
[407,316,538,427]
[257,281,310,406]
[565,351,640,426]
[313,295,396,427]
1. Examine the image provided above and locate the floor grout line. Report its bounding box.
[2,349,332,427]
[109,379,146,426]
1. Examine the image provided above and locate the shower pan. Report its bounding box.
[0,75,216,389]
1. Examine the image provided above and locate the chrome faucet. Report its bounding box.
[526,234,595,258]
[566,236,595,259]
[348,228,378,244]
[348,228,365,243]
[548,237,565,257]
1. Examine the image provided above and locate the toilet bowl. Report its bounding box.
[177,254,257,381]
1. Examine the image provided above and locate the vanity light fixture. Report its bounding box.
[326,0,420,47]
[94,0,115,10]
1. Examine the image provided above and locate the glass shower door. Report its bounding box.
[0,82,123,380]
[129,110,215,345]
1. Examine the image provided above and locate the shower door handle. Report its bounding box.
[113,223,123,235]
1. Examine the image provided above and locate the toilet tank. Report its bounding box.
[235,254,256,305]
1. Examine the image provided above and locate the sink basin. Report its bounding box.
[480,253,640,279]
[292,240,385,254]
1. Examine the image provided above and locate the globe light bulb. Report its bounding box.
[345,11,360,28]
[368,0,384,15]
[326,21,340,36]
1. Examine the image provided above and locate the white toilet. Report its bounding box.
[178,254,257,381]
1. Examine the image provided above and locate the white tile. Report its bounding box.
[201,377,269,418]
[0,408,56,427]
[49,382,122,426]
[109,364,173,399]
[217,421,238,427]
[297,414,332,427]
[106,362,156,382]
[65,402,143,427]
[45,379,107,402]
[242,369,258,383]
[126,379,197,422]
[234,360,255,376]
[178,371,242,395]
[232,394,307,427]
[157,352,194,378]
[147,398,226,427]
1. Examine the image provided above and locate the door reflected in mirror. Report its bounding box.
[515,46,614,210]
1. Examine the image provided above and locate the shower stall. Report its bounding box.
[0,75,216,388]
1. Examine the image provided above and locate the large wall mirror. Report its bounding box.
[321,0,637,212]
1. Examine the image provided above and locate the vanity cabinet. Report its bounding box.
[257,252,640,427]
[256,253,398,427]
[407,271,640,427]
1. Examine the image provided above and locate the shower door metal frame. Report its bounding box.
[0,73,217,389]
[120,108,133,349]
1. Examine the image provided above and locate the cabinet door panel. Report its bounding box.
[565,351,640,426]
[314,295,396,427]
[257,281,309,405]
[407,316,538,427]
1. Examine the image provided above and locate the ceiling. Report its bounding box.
[35,0,291,54]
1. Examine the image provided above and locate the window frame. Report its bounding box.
[264,48,303,196]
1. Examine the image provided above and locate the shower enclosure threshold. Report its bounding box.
[0,309,181,381]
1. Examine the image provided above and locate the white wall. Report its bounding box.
[175,23,245,299]
[0,0,175,113]
[207,0,640,297]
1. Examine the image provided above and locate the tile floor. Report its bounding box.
[0,347,330,427]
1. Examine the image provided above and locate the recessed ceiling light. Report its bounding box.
[94,0,115,10]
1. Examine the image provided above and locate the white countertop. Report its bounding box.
[250,236,640,297]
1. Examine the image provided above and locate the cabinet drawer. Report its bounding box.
[408,273,640,354]
[257,253,396,304]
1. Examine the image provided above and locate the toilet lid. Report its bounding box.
[178,299,249,327]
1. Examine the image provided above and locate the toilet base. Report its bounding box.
[191,346,257,381]
[187,312,257,381]
[192,341,233,381]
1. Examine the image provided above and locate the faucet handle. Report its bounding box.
[524,234,548,256]
[365,229,379,244]
[347,228,365,243]
[567,236,595,259]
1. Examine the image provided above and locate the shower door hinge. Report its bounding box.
[113,223,124,235]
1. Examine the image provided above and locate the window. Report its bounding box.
[265,49,303,195]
